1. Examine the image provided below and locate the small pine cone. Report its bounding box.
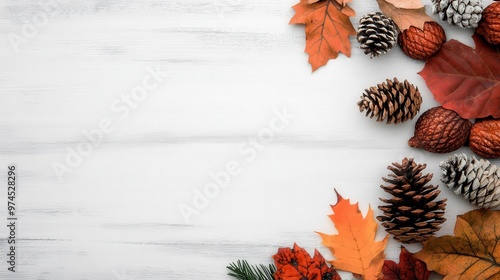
[469,118,500,158]
[378,158,447,243]
[398,21,446,60]
[477,2,500,45]
[408,106,473,153]
[432,0,483,28]
[440,153,500,208]
[357,12,398,58]
[357,78,422,124]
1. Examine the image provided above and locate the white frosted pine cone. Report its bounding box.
[432,0,483,28]
[440,153,500,208]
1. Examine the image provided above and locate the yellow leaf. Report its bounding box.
[317,190,389,279]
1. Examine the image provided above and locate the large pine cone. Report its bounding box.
[432,0,483,28]
[477,2,500,45]
[378,158,447,243]
[408,106,472,153]
[440,153,500,208]
[398,21,446,60]
[358,78,422,124]
[357,12,398,58]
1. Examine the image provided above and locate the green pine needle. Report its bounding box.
[227,260,276,280]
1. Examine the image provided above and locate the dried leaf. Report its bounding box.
[317,190,389,280]
[336,0,352,6]
[376,0,434,30]
[383,0,423,9]
[382,246,430,280]
[415,209,500,279]
[419,34,500,119]
[290,0,356,71]
[273,243,341,280]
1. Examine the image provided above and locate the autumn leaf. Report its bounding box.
[419,34,500,119]
[415,209,500,279]
[382,246,430,280]
[376,0,434,30]
[317,190,389,280]
[272,243,341,280]
[290,0,356,71]
[383,0,423,9]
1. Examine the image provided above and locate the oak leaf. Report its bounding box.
[273,243,341,280]
[317,190,389,280]
[382,246,430,280]
[290,0,356,71]
[419,34,500,119]
[376,0,434,30]
[415,209,500,279]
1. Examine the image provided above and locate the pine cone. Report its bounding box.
[398,21,446,60]
[378,158,447,244]
[477,2,500,46]
[432,0,483,28]
[408,106,472,153]
[357,78,422,124]
[440,153,500,208]
[357,12,398,58]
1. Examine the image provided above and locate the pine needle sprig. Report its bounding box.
[227,260,276,280]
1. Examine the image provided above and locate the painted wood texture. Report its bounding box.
[0,0,496,279]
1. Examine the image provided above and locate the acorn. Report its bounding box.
[398,21,446,60]
[477,2,500,46]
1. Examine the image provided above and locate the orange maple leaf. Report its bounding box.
[290,0,356,72]
[317,190,389,280]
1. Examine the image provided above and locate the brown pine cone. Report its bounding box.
[398,21,446,60]
[408,106,473,153]
[477,2,500,45]
[357,78,422,124]
[469,119,500,158]
[378,158,447,243]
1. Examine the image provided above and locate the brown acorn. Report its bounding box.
[409,106,473,153]
[469,119,500,158]
[477,2,500,46]
[398,21,446,60]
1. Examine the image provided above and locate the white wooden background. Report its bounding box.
[0,0,496,279]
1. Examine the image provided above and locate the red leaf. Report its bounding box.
[381,246,430,280]
[273,243,341,280]
[419,33,500,119]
